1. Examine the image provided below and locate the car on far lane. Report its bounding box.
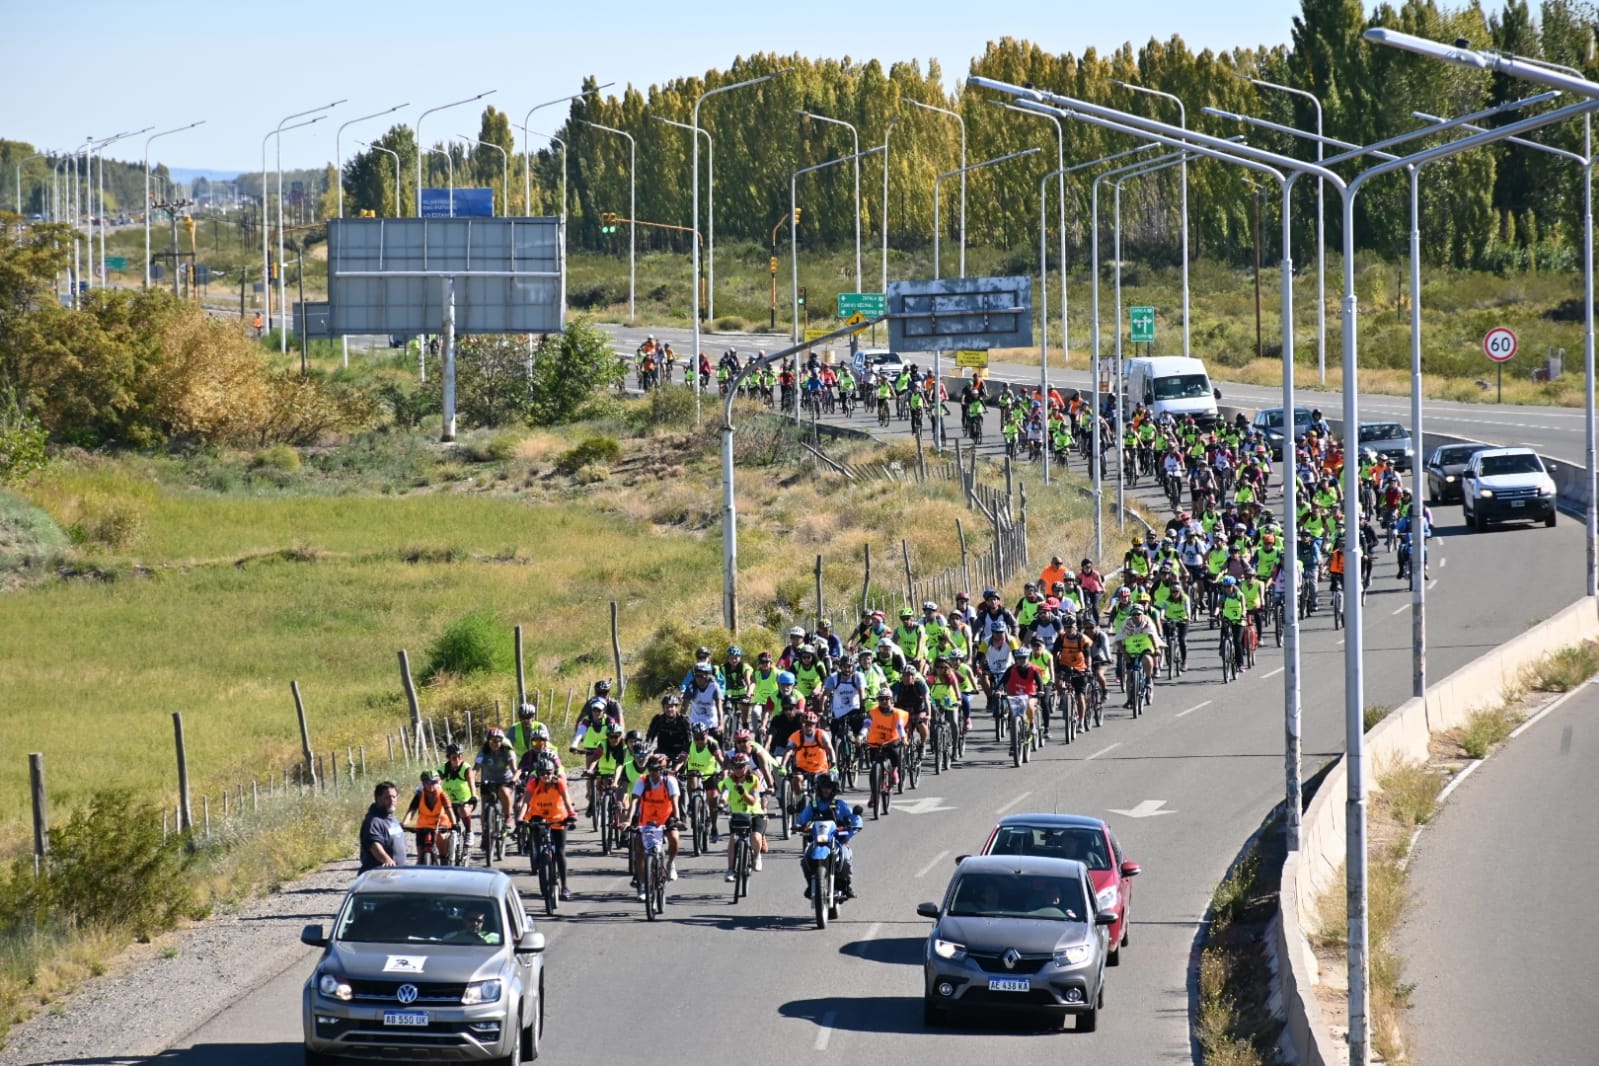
[301,866,546,1066]
[977,813,1140,966]
[917,854,1115,1031]
[1357,421,1416,472]
[1424,441,1489,503]
[1251,405,1313,459]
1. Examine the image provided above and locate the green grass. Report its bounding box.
[1528,641,1599,692]
[1457,707,1516,759]
[1377,760,1441,831]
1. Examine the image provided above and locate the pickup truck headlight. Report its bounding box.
[1444,474,1456,483]
[1538,484,1555,497]
[1479,488,1495,498]
[461,979,503,1005]
[317,972,353,1001]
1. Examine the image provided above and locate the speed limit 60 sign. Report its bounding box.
[1483,326,1518,363]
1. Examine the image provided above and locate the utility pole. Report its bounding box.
[150,198,194,298]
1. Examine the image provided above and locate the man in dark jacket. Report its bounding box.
[360,780,405,871]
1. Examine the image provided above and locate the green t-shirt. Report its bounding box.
[719,774,763,815]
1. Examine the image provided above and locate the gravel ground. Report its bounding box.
[0,857,359,1065]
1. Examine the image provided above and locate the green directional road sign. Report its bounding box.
[1129,305,1155,344]
[105,256,127,271]
[837,291,886,319]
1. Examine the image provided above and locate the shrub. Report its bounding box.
[633,619,736,700]
[0,390,48,484]
[629,385,698,429]
[573,463,610,485]
[68,502,145,550]
[555,436,622,475]
[423,610,512,681]
[251,444,301,472]
[461,431,521,464]
[714,315,748,332]
[1457,707,1513,758]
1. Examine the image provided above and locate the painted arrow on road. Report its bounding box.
[1107,800,1176,818]
[895,797,958,814]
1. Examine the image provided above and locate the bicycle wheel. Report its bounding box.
[653,853,667,915]
[599,796,613,857]
[930,723,942,776]
[778,779,791,840]
[644,854,659,922]
[691,793,709,857]
[733,838,749,902]
[539,855,556,916]
[994,699,1006,744]
[481,805,498,867]
[1010,715,1021,768]
[868,761,881,820]
[1131,668,1143,719]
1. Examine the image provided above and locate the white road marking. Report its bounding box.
[916,850,951,878]
[1392,604,1410,616]
[1086,742,1121,761]
[995,791,1032,814]
[1262,666,1285,679]
[1427,579,1438,591]
[815,1011,836,1051]
[1439,555,1447,569]
[1176,700,1213,718]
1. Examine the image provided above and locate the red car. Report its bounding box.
[978,813,1141,965]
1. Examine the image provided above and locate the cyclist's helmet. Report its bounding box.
[956,591,970,602]
[777,671,797,686]
[733,728,753,742]
[899,607,915,619]
[922,601,939,612]
[530,723,551,743]
[797,644,816,658]
[444,742,464,756]
[690,722,708,738]
[646,754,669,771]
[983,588,1000,599]
[662,692,681,707]
[727,645,743,657]
[991,622,1009,635]
[485,727,505,741]
[856,649,873,662]
[517,702,536,720]
[625,729,644,745]
[534,753,558,776]
[815,772,839,797]
[780,693,802,712]
[1129,604,1146,616]
[694,662,714,675]
[1221,576,1238,587]
[801,711,820,726]
[788,626,807,638]
[420,769,439,783]
[729,753,752,772]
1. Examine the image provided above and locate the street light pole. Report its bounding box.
[935,147,1040,455]
[424,148,454,212]
[93,129,148,288]
[1112,80,1189,357]
[791,144,888,361]
[882,118,897,296]
[415,92,493,218]
[459,134,510,215]
[1243,73,1326,385]
[336,104,407,219]
[520,85,611,213]
[261,117,324,336]
[144,123,203,288]
[356,141,402,216]
[277,101,345,353]
[908,99,967,276]
[579,119,637,322]
[798,109,862,290]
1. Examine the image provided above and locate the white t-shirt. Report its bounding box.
[825,671,864,719]
[687,680,722,729]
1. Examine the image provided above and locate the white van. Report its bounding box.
[1123,356,1220,423]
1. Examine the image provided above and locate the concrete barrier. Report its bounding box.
[1275,593,1599,1064]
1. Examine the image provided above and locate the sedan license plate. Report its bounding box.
[988,978,1030,992]
[1511,500,1526,508]
[383,1011,429,1027]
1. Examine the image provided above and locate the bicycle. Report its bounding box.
[905,730,924,791]
[1127,655,1149,719]
[637,822,670,922]
[967,413,984,445]
[478,784,508,866]
[833,727,859,791]
[909,406,924,441]
[929,703,953,774]
[413,826,455,867]
[877,397,890,427]
[1219,626,1238,685]
[729,814,756,902]
[588,774,619,858]
[867,745,896,819]
[1007,695,1033,767]
[1331,581,1345,631]
[523,817,571,916]
[685,771,712,858]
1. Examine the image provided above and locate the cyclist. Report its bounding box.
[680,722,725,843]
[571,680,624,811]
[766,690,806,763]
[814,618,844,661]
[1160,578,1192,673]
[894,664,933,752]
[864,688,908,790]
[823,656,868,745]
[873,639,907,688]
[796,773,863,900]
[973,587,1017,641]
[721,645,755,726]
[627,753,682,896]
[926,655,964,754]
[790,643,829,707]
[1054,616,1094,730]
[474,728,518,845]
[719,754,767,881]
[519,754,578,900]
[402,770,458,864]
[1026,636,1056,740]
[1217,576,1249,675]
[1113,605,1164,708]
[645,692,692,763]
[782,711,836,819]
[438,742,477,852]
[750,652,782,727]
[506,702,541,760]
[686,661,725,739]
[892,607,927,669]
[998,647,1044,739]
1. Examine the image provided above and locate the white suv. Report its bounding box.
[1460,447,1558,531]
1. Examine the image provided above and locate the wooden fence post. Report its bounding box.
[202,795,210,838]
[900,539,915,604]
[515,625,527,709]
[291,681,317,788]
[1019,483,1030,569]
[814,555,824,631]
[28,753,47,874]
[860,543,872,615]
[173,713,193,831]
[610,602,626,696]
[1004,455,1014,507]
[957,519,970,594]
[397,651,423,756]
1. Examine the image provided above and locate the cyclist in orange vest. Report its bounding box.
[520,754,578,900]
[402,770,457,863]
[626,753,682,898]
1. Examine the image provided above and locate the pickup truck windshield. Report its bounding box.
[1478,453,1544,477]
[1359,423,1407,442]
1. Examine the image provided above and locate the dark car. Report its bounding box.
[1357,421,1415,472]
[918,855,1115,1031]
[1251,406,1313,458]
[978,813,1141,965]
[1424,442,1489,503]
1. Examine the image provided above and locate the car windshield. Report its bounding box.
[1257,409,1311,429]
[948,872,1088,921]
[988,826,1112,870]
[1151,374,1212,401]
[1436,446,1482,465]
[1359,423,1407,442]
[335,893,503,946]
[1479,453,1544,476]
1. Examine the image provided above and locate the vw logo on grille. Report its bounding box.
[1002,949,1021,970]
[396,983,419,1004]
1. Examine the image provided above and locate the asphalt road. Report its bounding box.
[147,337,1589,1066]
[597,322,1593,463]
[1398,683,1599,1066]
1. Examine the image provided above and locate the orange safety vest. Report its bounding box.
[635,777,676,826]
[1329,549,1345,575]
[521,779,571,824]
[409,789,456,830]
[787,730,831,774]
[866,707,907,747]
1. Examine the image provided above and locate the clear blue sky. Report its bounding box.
[6,0,1346,173]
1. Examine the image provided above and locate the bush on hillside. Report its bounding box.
[554,436,621,475]
[423,610,512,681]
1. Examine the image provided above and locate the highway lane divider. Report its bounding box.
[1273,592,1599,1065]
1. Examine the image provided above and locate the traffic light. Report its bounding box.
[793,207,802,225]
[769,257,779,275]
[797,286,806,307]
[600,212,619,234]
